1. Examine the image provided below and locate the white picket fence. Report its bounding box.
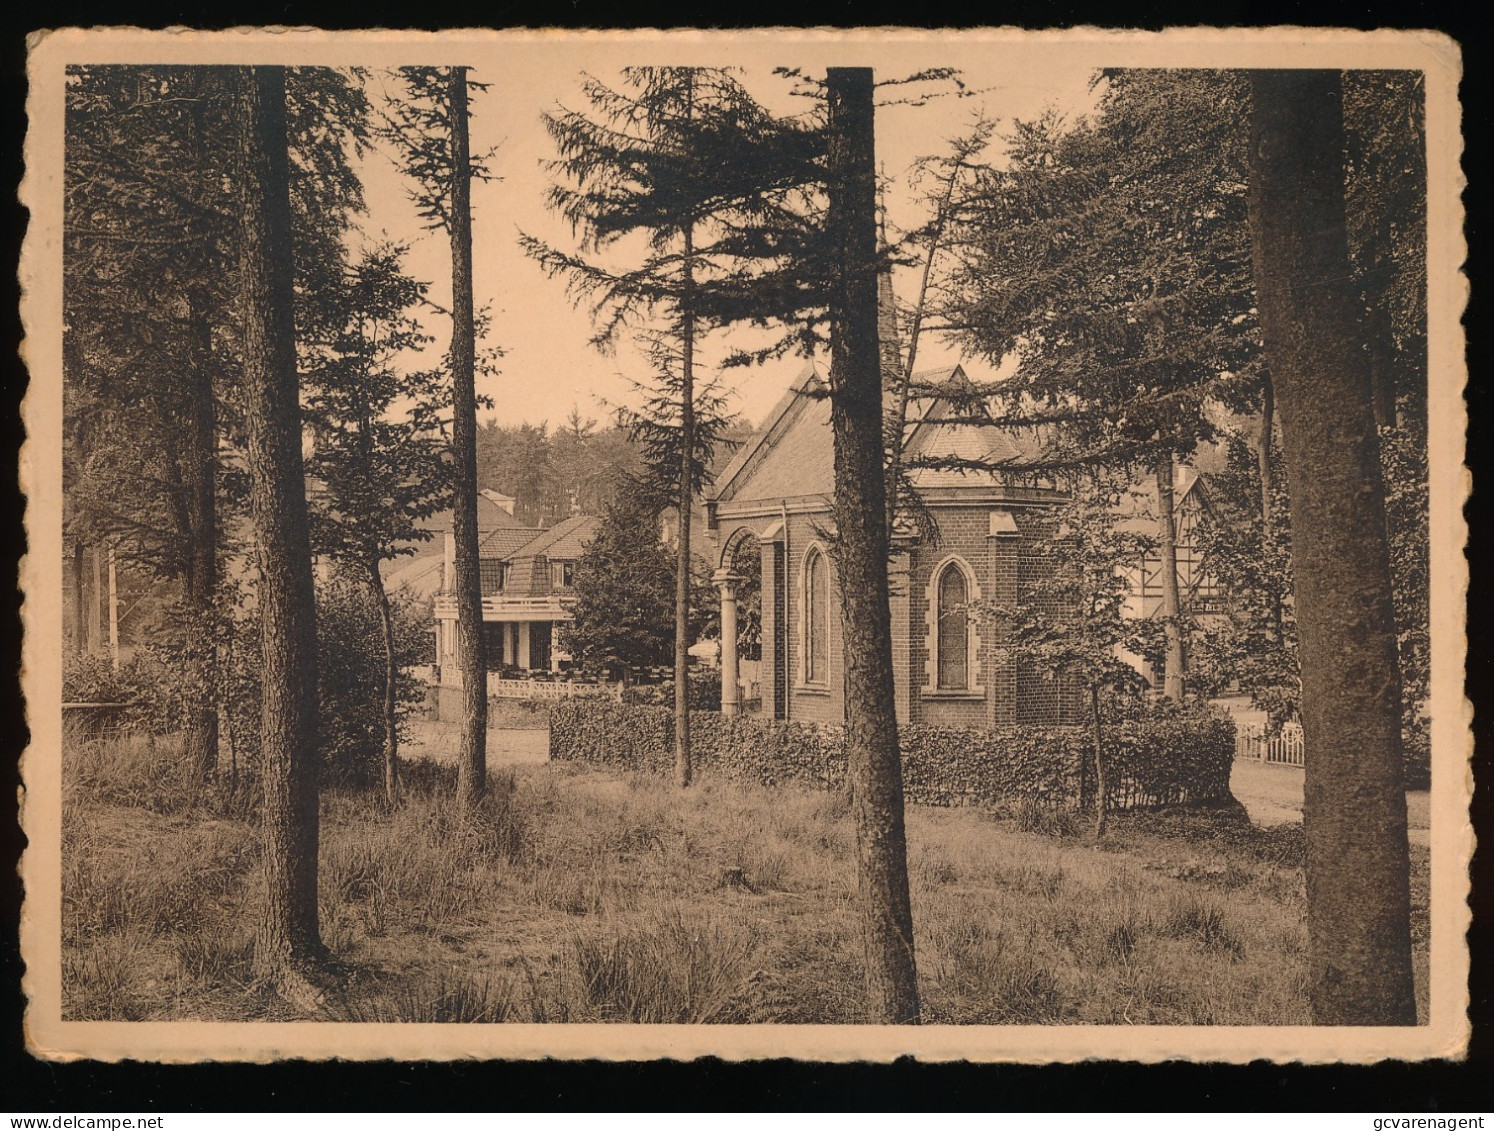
[1235,721,1305,766]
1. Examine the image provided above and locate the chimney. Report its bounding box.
[480,488,517,516]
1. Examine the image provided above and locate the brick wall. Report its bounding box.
[907,507,1009,729]
[745,502,1079,728]
[1015,510,1085,725]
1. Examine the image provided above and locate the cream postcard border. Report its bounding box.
[19,25,1470,1063]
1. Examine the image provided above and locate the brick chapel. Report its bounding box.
[702,257,1096,730]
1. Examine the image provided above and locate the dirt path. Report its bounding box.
[403,719,549,767]
[1231,758,1431,847]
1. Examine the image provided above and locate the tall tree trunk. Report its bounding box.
[88,545,102,653]
[1090,684,1107,839]
[448,65,487,808]
[825,67,920,1025]
[1155,455,1185,701]
[1257,376,1275,539]
[182,287,219,781]
[1247,68,1416,1026]
[233,64,324,1004]
[71,541,85,656]
[674,221,695,789]
[368,560,400,803]
[1257,377,1286,640]
[1366,296,1398,429]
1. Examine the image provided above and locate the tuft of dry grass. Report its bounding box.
[565,909,760,1023]
[61,730,1429,1026]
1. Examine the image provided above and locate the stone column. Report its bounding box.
[714,569,743,716]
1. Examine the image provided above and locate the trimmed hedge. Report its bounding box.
[551,700,1236,811]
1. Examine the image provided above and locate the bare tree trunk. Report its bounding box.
[369,560,399,803]
[1090,684,1107,839]
[1257,376,1275,539]
[1247,68,1415,1026]
[88,545,102,653]
[1155,455,1185,701]
[182,286,219,781]
[233,64,324,1005]
[883,133,971,536]
[1257,377,1286,641]
[71,541,85,656]
[448,65,487,808]
[825,67,920,1025]
[674,219,695,789]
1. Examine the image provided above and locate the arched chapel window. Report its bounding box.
[937,561,970,690]
[804,547,829,685]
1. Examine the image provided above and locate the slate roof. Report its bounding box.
[901,373,1053,489]
[507,513,597,563]
[712,364,1057,507]
[381,552,446,600]
[479,526,543,560]
[417,493,530,537]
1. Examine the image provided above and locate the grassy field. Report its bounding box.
[61,730,1431,1025]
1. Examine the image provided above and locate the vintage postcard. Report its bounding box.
[20,26,1468,1062]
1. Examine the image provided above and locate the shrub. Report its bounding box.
[551,700,1235,813]
[620,668,721,711]
[63,651,191,735]
[315,571,431,787]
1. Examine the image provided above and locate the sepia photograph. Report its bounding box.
[18,26,1468,1062]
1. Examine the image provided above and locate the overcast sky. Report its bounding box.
[352,44,1104,435]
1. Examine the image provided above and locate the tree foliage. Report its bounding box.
[64,66,369,780]
[940,72,1256,472]
[561,483,712,673]
[64,65,369,577]
[1188,435,1299,726]
[994,477,1155,700]
[521,66,825,352]
[931,68,1427,730]
[315,569,432,787]
[303,242,452,569]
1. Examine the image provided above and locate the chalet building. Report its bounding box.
[431,512,599,676]
[1118,465,1223,622]
[382,490,539,608]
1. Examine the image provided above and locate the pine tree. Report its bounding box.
[824,66,920,1024]
[232,63,324,1005]
[381,65,492,808]
[303,242,452,800]
[65,65,369,778]
[562,482,683,674]
[523,66,818,788]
